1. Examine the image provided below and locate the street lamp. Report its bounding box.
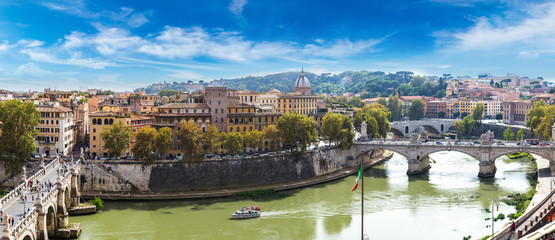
[491,200,500,239]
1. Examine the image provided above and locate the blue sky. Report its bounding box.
[1,0,554,91]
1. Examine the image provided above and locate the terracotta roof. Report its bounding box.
[89,111,117,117]
[131,115,152,121]
[36,105,72,113]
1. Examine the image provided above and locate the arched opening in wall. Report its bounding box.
[390,128,404,138]
[441,124,444,132]
[64,187,71,209]
[23,235,32,240]
[405,126,409,134]
[413,126,441,138]
[46,206,56,236]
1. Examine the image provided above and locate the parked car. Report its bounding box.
[435,141,443,145]
[473,141,481,144]
[496,141,504,145]
[540,141,550,146]
[214,155,222,159]
[175,156,183,160]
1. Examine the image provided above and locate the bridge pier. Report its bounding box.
[407,156,431,175]
[478,160,496,178]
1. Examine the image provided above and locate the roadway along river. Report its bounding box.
[72,151,536,240]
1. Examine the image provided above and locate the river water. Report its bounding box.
[72,151,536,240]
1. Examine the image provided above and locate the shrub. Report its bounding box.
[89,196,104,210]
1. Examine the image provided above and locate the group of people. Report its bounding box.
[0,211,15,226]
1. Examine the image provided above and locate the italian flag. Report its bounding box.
[352,161,363,191]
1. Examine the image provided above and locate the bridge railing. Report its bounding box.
[493,182,555,239]
[0,157,60,210]
[8,205,38,239]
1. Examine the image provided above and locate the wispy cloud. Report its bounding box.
[14,63,52,77]
[17,39,45,48]
[229,0,248,16]
[39,1,150,28]
[435,2,555,55]
[168,70,202,79]
[0,41,9,53]
[20,49,114,69]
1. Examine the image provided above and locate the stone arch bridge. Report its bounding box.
[389,119,457,138]
[348,140,555,177]
[0,158,81,240]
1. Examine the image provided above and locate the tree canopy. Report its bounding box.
[321,112,354,149]
[101,121,133,158]
[176,121,204,163]
[526,100,555,139]
[132,126,157,164]
[263,125,282,152]
[155,127,173,159]
[353,103,391,139]
[222,132,244,155]
[408,99,426,120]
[277,112,318,155]
[0,100,40,174]
[471,103,485,122]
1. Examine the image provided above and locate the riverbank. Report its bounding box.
[81,151,392,200]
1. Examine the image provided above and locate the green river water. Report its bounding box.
[72,151,536,240]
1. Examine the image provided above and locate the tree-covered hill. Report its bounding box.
[134,70,447,98]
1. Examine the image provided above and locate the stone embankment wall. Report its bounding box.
[472,124,533,140]
[80,147,356,193]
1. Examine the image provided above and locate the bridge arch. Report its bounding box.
[490,149,552,162]
[19,234,33,240]
[46,205,56,236]
[420,149,481,162]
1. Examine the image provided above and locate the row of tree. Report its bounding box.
[452,103,486,136]
[353,103,391,139]
[526,100,555,140]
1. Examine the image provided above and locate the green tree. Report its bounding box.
[526,100,546,135]
[362,103,391,138]
[353,112,363,132]
[461,116,476,135]
[461,112,469,119]
[321,112,343,145]
[0,100,40,174]
[516,128,525,141]
[202,124,222,155]
[244,130,265,152]
[132,126,157,163]
[490,79,494,86]
[277,112,318,155]
[387,95,404,121]
[410,75,425,88]
[263,125,282,152]
[101,121,132,158]
[408,99,426,120]
[504,126,514,141]
[376,98,388,108]
[158,89,181,97]
[154,127,173,159]
[495,113,503,121]
[453,120,464,134]
[471,103,485,122]
[223,132,244,155]
[339,115,355,149]
[438,111,446,119]
[453,111,460,119]
[347,96,365,108]
[176,121,204,163]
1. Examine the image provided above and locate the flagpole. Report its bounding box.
[361,158,364,240]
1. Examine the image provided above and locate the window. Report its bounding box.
[215,109,218,114]
[93,128,96,133]
[93,145,96,148]
[56,120,59,124]
[221,118,223,122]
[93,136,96,140]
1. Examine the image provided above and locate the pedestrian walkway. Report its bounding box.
[0,158,72,229]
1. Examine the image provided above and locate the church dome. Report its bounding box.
[294,70,311,88]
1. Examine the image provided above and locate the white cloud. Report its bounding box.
[14,63,52,77]
[0,41,9,53]
[435,2,555,54]
[17,39,45,48]
[229,0,248,16]
[20,49,114,69]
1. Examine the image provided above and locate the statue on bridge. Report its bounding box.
[480,130,495,144]
[419,130,428,141]
[410,133,419,144]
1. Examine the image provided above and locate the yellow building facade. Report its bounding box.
[89,112,131,158]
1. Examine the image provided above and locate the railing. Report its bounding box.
[493,183,555,239]
[9,205,38,239]
[0,157,59,209]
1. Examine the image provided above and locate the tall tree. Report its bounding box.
[202,124,222,155]
[244,130,265,152]
[410,75,425,88]
[339,115,355,149]
[222,132,244,155]
[0,100,40,174]
[321,112,343,145]
[471,103,485,122]
[438,111,446,119]
[387,95,404,121]
[516,128,525,141]
[408,99,426,120]
[101,121,132,158]
[526,100,546,135]
[353,112,363,132]
[132,126,157,163]
[495,113,503,122]
[362,103,391,138]
[504,126,514,141]
[263,125,282,152]
[376,98,388,108]
[277,112,318,155]
[461,116,476,135]
[155,127,173,159]
[176,121,204,163]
